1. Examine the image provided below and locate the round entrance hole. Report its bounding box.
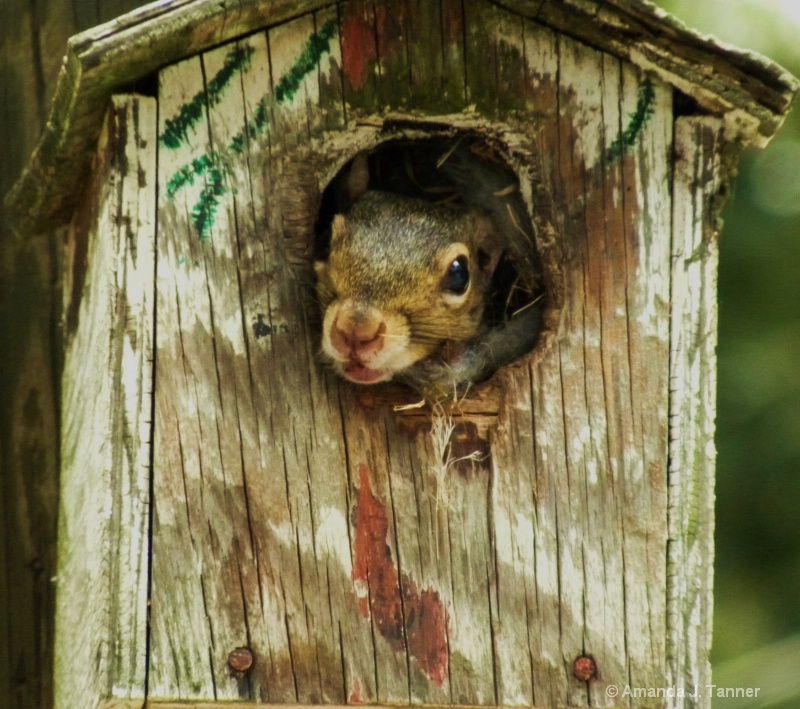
[314,132,551,396]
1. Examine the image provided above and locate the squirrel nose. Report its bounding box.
[331,311,386,359]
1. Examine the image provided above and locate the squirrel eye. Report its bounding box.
[443,256,470,295]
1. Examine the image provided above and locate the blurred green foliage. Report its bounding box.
[656,0,800,698]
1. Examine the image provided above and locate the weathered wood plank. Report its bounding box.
[241,21,363,701]
[315,6,347,131]
[666,116,723,709]
[464,1,529,119]
[150,54,226,700]
[373,0,413,110]
[269,14,318,149]
[405,0,454,111]
[57,95,156,709]
[439,0,468,111]
[458,11,544,707]
[340,0,469,116]
[207,31,302,704]
[617,59,673,695]
[548,35,619,707]
[334,408,454,703]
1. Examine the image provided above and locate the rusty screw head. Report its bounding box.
[228,646,255,677]
[574,655,597,682]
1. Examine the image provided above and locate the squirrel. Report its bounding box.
[314,138,545,397]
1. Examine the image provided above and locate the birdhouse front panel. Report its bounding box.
[137,0,692,706]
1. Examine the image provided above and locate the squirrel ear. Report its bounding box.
[331,214,348,244]
[346,152,370,203]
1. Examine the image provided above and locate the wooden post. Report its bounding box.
[5,2,797,709]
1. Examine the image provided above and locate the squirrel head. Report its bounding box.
[315,191,501,385]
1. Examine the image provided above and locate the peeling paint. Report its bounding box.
[352,464,449,685]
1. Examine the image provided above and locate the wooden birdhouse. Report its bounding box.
[6,0,797,708]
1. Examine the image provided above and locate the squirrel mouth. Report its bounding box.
[341,360,393,384]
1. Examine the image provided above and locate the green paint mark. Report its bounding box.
[606,78,656,163]
[192,166,227,240]
[160,45,255,149]
[275,20,337,103]
[164,20,337,240]
[166,151,224,198]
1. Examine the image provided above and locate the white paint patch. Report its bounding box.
[494,510,535,573]
[571,425,592,458]
[570,65,606,171]
[494,510,513,567]
[513,512,536,570]
[315,506,353,576]
[515,399,533,414]
[219,312,246,356]
[535,547,559,597]
[559,546,585,620]
[537,429,550,447]
[583,328,602,349]
[587,459,598,485]
[353,578,368,603]
[268,519,296,548]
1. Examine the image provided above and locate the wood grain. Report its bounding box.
[58,95,156,709]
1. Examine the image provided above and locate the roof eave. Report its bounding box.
[5,0,798,237]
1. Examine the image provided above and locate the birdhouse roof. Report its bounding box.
[5,0,798,236]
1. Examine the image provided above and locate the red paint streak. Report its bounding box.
[402,581,449,685]
[352,464,449,685]
[349,678,363,703]
[352,464,402,631]
[341,4,378,91]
